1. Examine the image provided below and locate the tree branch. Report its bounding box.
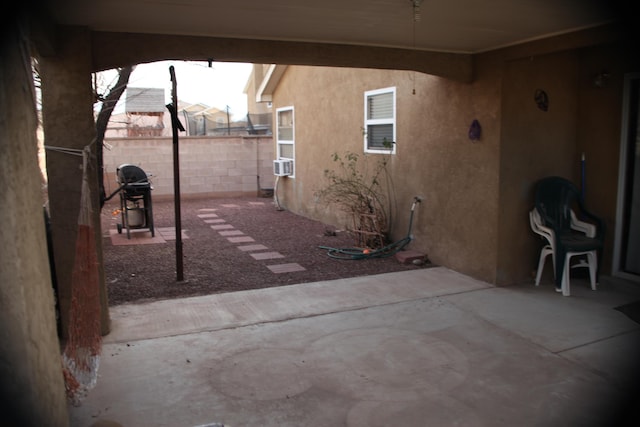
[96,66,134,208]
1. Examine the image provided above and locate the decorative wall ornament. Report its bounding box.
[534,89,549,111]
[593,70,610,88]
[468,119,481,142]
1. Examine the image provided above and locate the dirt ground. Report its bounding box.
[101,196,430,306]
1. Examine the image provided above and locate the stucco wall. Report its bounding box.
[497,51,581,284]
[103,136,274,199]
[272,65,501,283]
[496,42,639,284]
[271,41,639,286]
[1,22,69,426]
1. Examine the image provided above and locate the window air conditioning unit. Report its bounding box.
[273,159,293,176]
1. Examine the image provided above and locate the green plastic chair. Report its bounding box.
[534,176,604,294]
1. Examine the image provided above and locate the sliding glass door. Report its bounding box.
[614,73,640,281]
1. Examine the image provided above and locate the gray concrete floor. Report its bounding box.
[70,267,640,427]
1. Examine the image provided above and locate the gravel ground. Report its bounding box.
[101,196,429,306]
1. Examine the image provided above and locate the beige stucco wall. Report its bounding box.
[1,22,69,426]
[497,51,582,284]
[496,42,638,284]
[272,40,639,285]
[103,136,274,199]
[272,65,502,283]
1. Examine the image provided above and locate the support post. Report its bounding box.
[167,66,185,282]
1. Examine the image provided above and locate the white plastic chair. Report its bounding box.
[529,208,598,296]
[529,208,555,286]
[561,250,597,296]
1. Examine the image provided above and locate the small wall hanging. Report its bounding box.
[468,119,481,142]
[534,89,548,111]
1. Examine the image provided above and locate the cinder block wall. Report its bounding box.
[103,136,274,199]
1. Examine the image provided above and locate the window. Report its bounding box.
[364,87,396,154]
[276,106,295,176]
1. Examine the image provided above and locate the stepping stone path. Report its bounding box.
[155,227,189,241]
[197,203,307,274]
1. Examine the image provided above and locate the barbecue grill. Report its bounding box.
[116,164,154,239]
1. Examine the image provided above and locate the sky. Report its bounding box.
[100,61,253,120]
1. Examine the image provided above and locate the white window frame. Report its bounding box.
[276,106,295,177]
[364,86,396,154]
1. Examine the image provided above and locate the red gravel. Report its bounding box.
[101,196,429,306]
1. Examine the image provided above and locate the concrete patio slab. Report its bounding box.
[70,268,640,427]
[103,268,487,343]
[108,229,165,246]
[445,281,639,353]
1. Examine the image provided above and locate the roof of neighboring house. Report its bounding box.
[256,64,288,103]
[125,87,166,113]
[194,106,225,116]
[180,102,211,113]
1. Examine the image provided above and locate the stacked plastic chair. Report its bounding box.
[532,176,604,296]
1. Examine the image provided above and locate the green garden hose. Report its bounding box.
[319,196,422,260]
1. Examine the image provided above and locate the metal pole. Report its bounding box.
[581,152,586,202]
[168,66,185,282]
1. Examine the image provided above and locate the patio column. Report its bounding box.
[0,16,70,425]
[40,26,110,338]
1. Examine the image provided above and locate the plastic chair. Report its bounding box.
[529,208,555,286]
[533,176,604,296]
[561,249,597,296]
[530,207,598,295]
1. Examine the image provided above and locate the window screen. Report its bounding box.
[364,87,396,153]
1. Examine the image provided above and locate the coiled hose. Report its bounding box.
[319,196,422,260]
